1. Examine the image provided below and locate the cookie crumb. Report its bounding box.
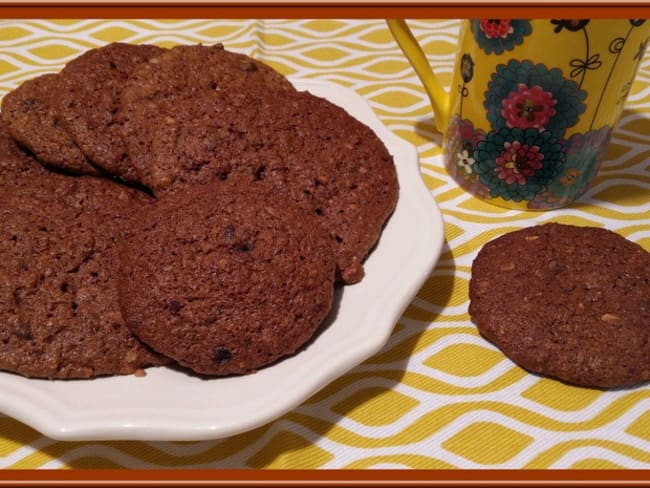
[601,313,621,323]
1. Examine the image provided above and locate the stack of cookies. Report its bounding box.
[0,43,399,379]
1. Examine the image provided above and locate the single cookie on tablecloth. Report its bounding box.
[468,222,650,388]
[118,180,336,376]
[0,73,99,175]
[57,42,166,182]
[0,158,170,379]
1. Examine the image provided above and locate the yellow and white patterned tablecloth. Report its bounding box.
[0,19,649,470]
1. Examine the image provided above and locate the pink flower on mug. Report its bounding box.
[458,118,485,147]
[485,60,587,139]
[473,127,564,201]
[501,83,557,130]
[495,140,544,185]
[528,126,612,209]
[444,116,485,157]
[479,19,514,39]
[471,20,532,54]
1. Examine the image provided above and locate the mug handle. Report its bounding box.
[387,19,450,133]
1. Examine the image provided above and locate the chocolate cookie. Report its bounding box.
[0,163,169,379]
[0,73,99,175]
[469,223,650,388]
[262,90,399,284]
[118,181,336,376]
[120,58,398,283]
[118,43,296,188]
[57,42,165,181]
[0,120,48,184]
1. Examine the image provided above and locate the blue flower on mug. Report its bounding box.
[484,59,587,139]
[501,84,557,130]
[473,127,565,201]
[528,126,612,209]
[471,19,532,55]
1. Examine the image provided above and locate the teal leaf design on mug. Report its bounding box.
[484,59,587,139]
[527,125,612,209]
[473,127,565,202]
[471,19,532,55]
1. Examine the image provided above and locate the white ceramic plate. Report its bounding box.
[0,79,444,441]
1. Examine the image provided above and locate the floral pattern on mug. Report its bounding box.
[437,18,650,210]
[460,53,475,83]
[471,20,532,55]
[472,127,565,202]
[528,125,612,209]
[484,59,587,139]
[443,115,491,198]
[550,20,602,89]
[550,19,590,33]
[457,54,475,118]
[501,83,557,129]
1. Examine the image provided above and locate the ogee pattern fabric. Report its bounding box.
[0,19,649,469]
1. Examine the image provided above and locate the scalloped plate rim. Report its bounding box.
[0,78,444,441]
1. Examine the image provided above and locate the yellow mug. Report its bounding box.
[388,19,650,210]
